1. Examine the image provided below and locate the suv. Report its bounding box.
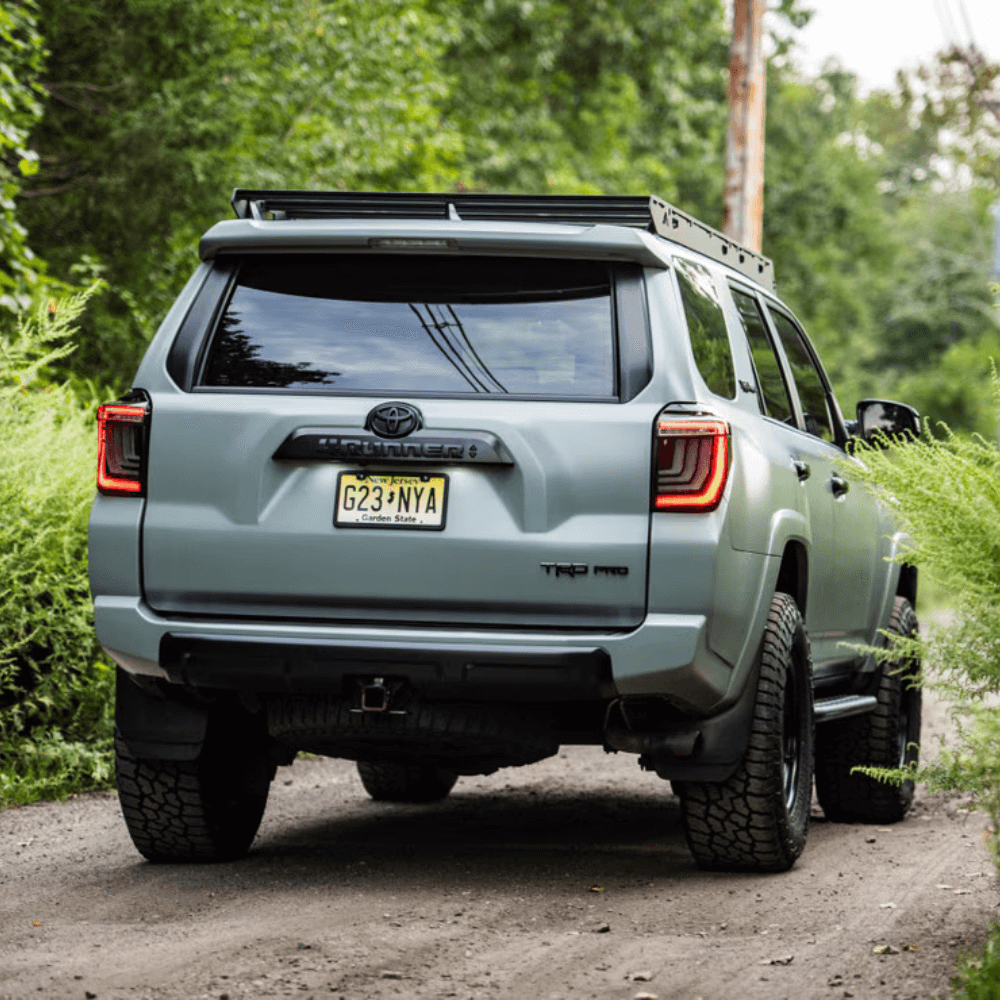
[90,191,922,871]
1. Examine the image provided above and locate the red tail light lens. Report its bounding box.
[653,418,730,511]
[97,402,148,496]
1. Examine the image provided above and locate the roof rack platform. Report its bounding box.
[230,189,775,291]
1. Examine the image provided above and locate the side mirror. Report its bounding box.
[855,399,921,447]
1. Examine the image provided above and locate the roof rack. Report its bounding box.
[647,195,773,291]
[230,189,775,290]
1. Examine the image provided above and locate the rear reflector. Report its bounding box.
[653,418,730,511]
[97,402,148,496]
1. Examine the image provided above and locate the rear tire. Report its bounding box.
[356,761,458,802]
[116,705,272,863]
[678,592,814,872]
[815,596,921,824]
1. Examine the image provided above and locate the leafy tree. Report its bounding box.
[762,65,898,402]
[762,47,1000,432]
[857,51,1000,432]
[912,45,999,193]
[18,0,460,385]
[429,0,730,217]
[0,0,49,311]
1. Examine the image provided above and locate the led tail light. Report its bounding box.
[653,418,731,512]
[97,401,149,496]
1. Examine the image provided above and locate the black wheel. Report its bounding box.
[357,761,458,802]
[678,592,814,872]
[116,706,273,863]
[815,596,921,824]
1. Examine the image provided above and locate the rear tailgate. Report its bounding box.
[141,253,656,629]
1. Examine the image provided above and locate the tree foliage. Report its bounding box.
[0,0,48,310]
[760,47,1000,433]
[429,0,729,215]
[17,0,460,383]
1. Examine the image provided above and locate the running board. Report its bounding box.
[814,694,877,723]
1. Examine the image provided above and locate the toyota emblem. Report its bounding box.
[366,402,422,439]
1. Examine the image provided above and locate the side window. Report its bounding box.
[766,307,834,443]
[674,259,735,399]
[730,288,795,424]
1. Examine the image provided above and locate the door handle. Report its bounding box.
[793,460,811,481]
[830,473,850,497]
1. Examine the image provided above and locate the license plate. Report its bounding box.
[335,472,448,530]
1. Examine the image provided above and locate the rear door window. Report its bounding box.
[765,307,835,443]
[730,287,795,424]
[199,254,617,397]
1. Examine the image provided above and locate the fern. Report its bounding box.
[846,373,1000,870]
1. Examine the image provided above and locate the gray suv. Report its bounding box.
[89,191,922,871]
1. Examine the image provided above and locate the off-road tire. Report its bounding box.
[678,592,814,872]
[116,726,271,863]
[268,696,558,775]
[356,760,458,802]
[815,596,921,824]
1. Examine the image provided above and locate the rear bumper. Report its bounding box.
[95,596,734,714]
[159,631,614,702]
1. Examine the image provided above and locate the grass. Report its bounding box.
[952,923,1000,999]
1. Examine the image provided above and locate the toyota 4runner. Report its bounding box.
[90,191,922,871]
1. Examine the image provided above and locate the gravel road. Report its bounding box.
[1,684,996,1000]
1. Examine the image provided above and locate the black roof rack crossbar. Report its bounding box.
[229,189,775,290]
[231,190,653,228]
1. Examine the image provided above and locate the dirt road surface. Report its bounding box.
[2,685,996,1000]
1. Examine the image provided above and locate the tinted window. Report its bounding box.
[766,308,834,443]
[731,288,794,423]
[201,255,616,396]
[674,259,735,398]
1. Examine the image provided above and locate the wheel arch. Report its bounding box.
[775,540,808,618]
[896,562,917,607]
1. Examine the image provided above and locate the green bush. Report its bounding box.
[0,284,116,806]
[845,386,1000,998]
[849,411,1000,864]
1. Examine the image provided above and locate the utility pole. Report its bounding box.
[723,0,767,252]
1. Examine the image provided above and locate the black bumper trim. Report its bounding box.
[159,632,616,701]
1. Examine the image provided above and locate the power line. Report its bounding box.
[952,0,978,49]
[931,0,960,48]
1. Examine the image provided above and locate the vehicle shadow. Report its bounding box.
[239,772,703,890]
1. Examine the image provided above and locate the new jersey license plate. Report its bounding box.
[335,472,448,530]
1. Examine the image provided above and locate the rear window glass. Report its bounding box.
[200,255,617,396]
[674,258,735,398]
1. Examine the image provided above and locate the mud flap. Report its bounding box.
[634,660,763,783]
[115,669,208,761]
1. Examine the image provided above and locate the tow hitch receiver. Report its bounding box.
[362,677,388,712]
[351,677,409,716]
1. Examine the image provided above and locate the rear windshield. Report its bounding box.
[200,254,617,396]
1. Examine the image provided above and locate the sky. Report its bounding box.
[789,0,998,92]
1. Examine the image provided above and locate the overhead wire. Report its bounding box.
[930,0,960,48]
[952,0,978,49]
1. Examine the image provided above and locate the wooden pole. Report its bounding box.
[723,0,766,252]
